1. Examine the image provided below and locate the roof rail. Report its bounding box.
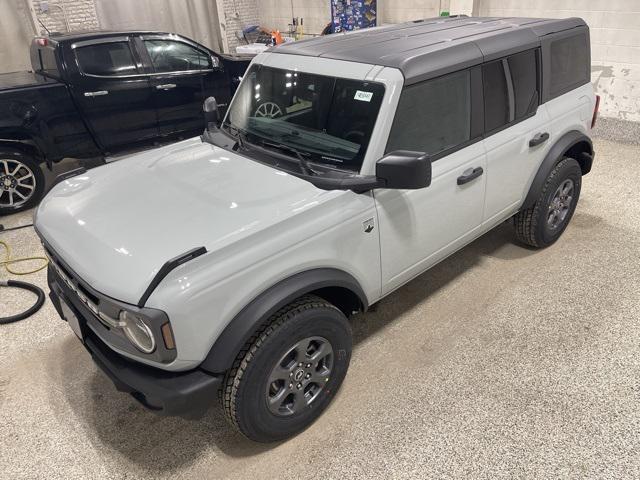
[411,14,469,23]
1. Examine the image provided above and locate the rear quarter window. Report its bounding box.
[508,49,539,119]
[549,33,590,98]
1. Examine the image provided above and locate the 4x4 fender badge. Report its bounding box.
[137,246,207,307]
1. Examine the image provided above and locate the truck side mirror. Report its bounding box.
[203,97,220,132]
[376,150,432,189]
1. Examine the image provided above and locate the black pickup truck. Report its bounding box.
[0,31,253,215]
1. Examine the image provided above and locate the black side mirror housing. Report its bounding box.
[203,96,220,131]
[376,150,432,189]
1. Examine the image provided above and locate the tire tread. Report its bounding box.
[513,157,579,248]
[221,294,338,433]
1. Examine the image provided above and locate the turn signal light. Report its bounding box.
[161,322,176,350]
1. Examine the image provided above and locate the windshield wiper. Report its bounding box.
[222,121,248,149]
[259,140,315,176]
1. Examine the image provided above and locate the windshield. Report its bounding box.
[224,64,385,172]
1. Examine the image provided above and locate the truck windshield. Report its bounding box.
[224,64,385,172]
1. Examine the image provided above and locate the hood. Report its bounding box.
[36,138,328,304]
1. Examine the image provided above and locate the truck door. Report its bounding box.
[139,36,231,138]
[70,37,158,152]
[375,69,487,295]
[481,49,551,226]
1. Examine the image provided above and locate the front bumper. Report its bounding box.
[48,268,223,416]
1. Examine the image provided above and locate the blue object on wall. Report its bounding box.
[331,0,377,33]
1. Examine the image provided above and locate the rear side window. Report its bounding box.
[386,69,471,156]
[549,34,589,97]
[75,42,138,77]
[483,49,540,133]
[508,49,539,119]
[482,60,509,132]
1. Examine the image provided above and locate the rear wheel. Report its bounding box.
[0,152,45,216]
[513,157,582,248]
[222,295,352,442]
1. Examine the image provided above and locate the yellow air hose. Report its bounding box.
[0,240,49,275]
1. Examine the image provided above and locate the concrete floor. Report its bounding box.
[1,138,639,479]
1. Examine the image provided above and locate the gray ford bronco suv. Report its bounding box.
[36,16,597,442]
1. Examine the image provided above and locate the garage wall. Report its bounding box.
[95,0,223,53]
[32,0,99,33]
[379,0,442,23]
[256,0,448,35]
[221,0,260,51]
[257,0,329,36]
[475,0,640,121]
[0,0,35,72]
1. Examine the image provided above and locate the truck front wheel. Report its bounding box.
[222,295,352,442]
[0,151,45,216]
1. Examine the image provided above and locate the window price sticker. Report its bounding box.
[354,90,373,102]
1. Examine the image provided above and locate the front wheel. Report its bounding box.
[222,295,352,442]
[0,151,45,216]
[513,157,582,248]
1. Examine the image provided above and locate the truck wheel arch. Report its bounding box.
[521,130,593,211]
[199,268,368,374]
[0,140,44,163]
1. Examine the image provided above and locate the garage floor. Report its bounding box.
[1,138,639,479]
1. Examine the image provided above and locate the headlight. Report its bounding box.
[119,310,156,353]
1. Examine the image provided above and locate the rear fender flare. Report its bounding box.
[521,130,593,210]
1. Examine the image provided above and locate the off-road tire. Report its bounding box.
[222,294,352,442]
[0,151,45,216]
[513,157,582,248]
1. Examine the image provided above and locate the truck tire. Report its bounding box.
[0,151,45,216]
[513,157,582,248]
[222,294,352,442]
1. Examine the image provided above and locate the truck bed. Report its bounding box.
[0,71,61,92]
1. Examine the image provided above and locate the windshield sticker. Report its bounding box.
[354,90,374,102]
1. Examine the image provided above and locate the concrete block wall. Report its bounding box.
[222,0,260,51]
[475,0,640,121]
[32,0,99,34]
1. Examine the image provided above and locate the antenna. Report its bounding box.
[38,18,51,36]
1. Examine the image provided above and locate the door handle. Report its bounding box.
[529,132,549,147]
[156,83,177,90]
[84,90,108,97]
[457,167,484,185]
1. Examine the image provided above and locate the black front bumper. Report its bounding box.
[48,269,223,416]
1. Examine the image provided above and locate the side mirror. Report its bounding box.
[203,96,220,132]
[211,55,222,70]
[376,150,432,189]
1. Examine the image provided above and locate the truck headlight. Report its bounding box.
[119,311,156,353]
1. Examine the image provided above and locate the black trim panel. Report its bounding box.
[49,277,221,416]
[199,268,368,374]
[85,333,222,416]
[520,130,593,210]
[137,246,207,307]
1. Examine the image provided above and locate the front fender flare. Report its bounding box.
[521,130,593,210]
[199,268,368,374]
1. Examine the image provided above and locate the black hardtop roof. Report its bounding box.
[41,30,167,42]
[272,15,587,84]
